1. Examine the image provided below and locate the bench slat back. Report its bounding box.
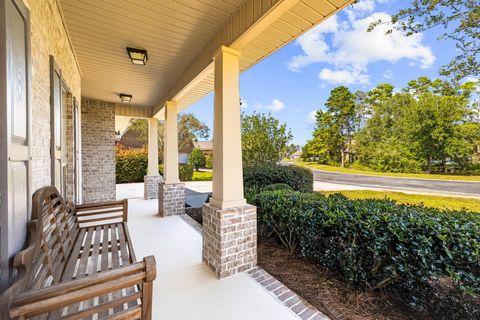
[29,186,79,290]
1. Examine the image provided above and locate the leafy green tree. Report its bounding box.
[188,148,206,171]
[355,77,479,173]
[407,93,473,172]
[241,112,293,166]
[127,113,209,163]
[355,93,422,172]
[304,86,356,167]
[368,0,480,81]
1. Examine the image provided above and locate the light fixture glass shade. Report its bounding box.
[127,47,148,65]
[119,94,132,103]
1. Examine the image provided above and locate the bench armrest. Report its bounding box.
[75,199,128,226]
[9,256,156,320]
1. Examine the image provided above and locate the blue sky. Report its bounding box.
[185,0,459,146]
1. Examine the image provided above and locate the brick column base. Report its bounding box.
[158,182,185,217]
[144,175,163,200]
[202,203,257,279]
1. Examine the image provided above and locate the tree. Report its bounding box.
[355,93,422,172]
[241,112,293,166]
[304,86,356,167]
[127,113,209,163]
[188,148,206,171]
[355,77,479,173]
[407,93,473,172]
[368,0,479,81]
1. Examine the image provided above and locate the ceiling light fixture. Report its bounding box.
[127,47,148,65]
[119,94,132,103]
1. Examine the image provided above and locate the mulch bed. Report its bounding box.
[257,240,431,320]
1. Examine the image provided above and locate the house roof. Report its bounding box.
[193,141,213,151]
[292,150,302,157]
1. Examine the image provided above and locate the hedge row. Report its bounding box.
[116,150,193,183]
[253,189,480,310]
[243,165,313,192]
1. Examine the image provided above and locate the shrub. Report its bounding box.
[205,154,213,169]
[188,148,206,171]
[243,165,313,193]
[116,149,148,183]
[254,189,480,307]
[116,149,193,183]
[262,183,292,192]
[179,164,193,181]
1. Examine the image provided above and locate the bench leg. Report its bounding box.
[142,281,153,319]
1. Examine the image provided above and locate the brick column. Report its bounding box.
[144,175,163,200]
[202,203,257,279]
[158,182,185,216]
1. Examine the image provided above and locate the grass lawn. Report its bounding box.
[293,159,480,182]
[321,190,480,212]
[192,170,212,181]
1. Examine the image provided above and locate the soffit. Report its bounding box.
[59,0,246,107]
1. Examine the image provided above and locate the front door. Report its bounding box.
[0,0,31,292]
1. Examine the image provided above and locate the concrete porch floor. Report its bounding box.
[125,194,299,319]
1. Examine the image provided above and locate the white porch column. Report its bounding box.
[147,118,160,176]
[203,46,256,279]
[163,101,179,183]
[209,46,246,209]
[159,101,185,216]
[144,118,162,199]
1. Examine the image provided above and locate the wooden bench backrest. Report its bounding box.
[28,186,79,290]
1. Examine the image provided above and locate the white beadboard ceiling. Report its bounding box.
[59,0,353,111]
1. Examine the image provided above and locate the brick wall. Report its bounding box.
[81,98,116,203]
[23,0,82,191]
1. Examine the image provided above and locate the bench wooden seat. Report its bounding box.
[1,186,156,319]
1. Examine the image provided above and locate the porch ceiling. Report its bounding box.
[59,0,354,112]
[59,0,245,107]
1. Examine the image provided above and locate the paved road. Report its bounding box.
[312,170,480,198]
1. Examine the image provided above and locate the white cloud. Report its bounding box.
[287,0,435,85]
[266,99,285,111]
[306,111,317,125]
[240,98,248,108]
[254,99,285,112]
[382,69,393,79]
[319,68,369,85]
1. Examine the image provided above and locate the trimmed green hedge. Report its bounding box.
[243,165,313,192]
[253,190,480,309]
[116,150,148,183]
[116,151,193,183]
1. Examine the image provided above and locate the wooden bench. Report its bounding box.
[1,186,156,319]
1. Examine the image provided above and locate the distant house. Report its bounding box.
[179,140,213,164]
[290,150,302,160]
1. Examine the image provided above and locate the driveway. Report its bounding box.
[313,170,480,198]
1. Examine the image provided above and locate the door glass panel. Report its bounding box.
[54,74,61,149]
[10,1,27,140]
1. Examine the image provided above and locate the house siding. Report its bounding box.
[24,0,82,191]
[81,98,116,203]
